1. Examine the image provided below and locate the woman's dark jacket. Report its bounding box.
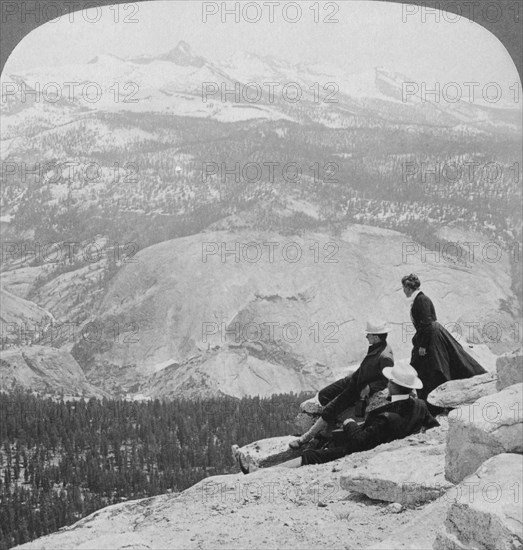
[410,291,487,400]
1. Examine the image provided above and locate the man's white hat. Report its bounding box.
[383,360,423,389]
[365,320,391,334]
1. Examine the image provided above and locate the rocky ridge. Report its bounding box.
[0,345,109,399]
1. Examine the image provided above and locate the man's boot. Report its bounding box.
[289,418,329,449]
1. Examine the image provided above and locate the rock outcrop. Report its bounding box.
[0,288,54,342]
[340,442,452,505]
[232,436,302,471]
[434,453,523,550]
[0,345,109,398]
[445,383,523,483]
[496,352,523,391]
[427,372,498,408]
[70,225,518,398]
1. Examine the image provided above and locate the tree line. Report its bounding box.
[0,390,310,549]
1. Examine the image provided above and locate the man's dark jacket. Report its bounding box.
[302,396,439,465]
[320,341,393,422]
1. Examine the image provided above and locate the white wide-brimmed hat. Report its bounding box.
[383,360,423,389]
[365,320,391,334]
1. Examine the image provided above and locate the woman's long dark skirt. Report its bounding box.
[411,321,487,401]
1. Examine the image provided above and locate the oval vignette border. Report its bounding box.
[0,0,522,83]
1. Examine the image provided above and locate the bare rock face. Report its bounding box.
[0,288,54,343]
[75,225,518,398]
[340,442,452,506]
[232,436,302,471]
[427,373,498,408]
[496,353,523,391]
[434,453,523,550]
[445,383,523,484]
[0,345,109,398]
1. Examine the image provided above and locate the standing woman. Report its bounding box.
[401,273,487,401]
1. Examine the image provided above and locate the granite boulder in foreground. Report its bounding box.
[434,453,523,550]
[427,372,498,408]
[445,383,523,484]
[232,436,302,470]
[496,353,523,391]
[340,441,452,506]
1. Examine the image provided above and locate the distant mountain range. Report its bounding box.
[1,41,520,133]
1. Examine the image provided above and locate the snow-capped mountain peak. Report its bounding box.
[127,41,206,68]
[87,53,126,65]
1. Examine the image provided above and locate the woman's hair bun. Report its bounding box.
[401,273,421,290]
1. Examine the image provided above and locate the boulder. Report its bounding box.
[427,373,498,408]
[496,353,523,391]
[340,442,452,506]
[295,395,323,432]
[299,395,323,415]
[232,436,302,471]
[434,453,523,550]
[445,383,523,484]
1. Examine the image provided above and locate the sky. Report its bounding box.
[3,0,520,89]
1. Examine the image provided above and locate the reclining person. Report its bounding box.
[290,320,394,449]
[277,361,439,468]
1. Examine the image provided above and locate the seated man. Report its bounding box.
[279,361,439,468]
[289,320,394,449]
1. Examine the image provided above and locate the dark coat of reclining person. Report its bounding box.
[278,361,439,469]
[302,390,439,465]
